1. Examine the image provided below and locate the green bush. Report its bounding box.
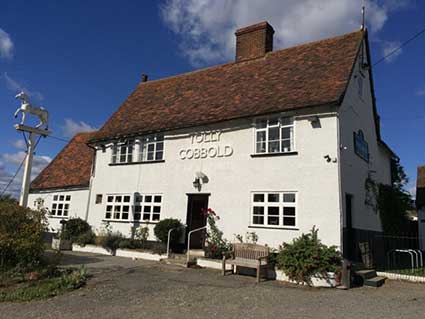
[96,232,124,252]
[203,208,232,259]
[74,231,95,246]
[276,227,342,285]
[154,219,183,245]
[0,200,47,270]
[61,218,92,241]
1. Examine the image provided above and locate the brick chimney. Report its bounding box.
[235,21,274,62]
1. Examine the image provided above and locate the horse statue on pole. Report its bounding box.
[14,91,49,129]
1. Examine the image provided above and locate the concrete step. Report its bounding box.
[355,269,377,280]
[162,257,187,267]
[364,276,386,288]
[189,249,205,257]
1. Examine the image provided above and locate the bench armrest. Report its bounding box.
[222,251,234,260]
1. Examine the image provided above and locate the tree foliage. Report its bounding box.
[0,201,47,269]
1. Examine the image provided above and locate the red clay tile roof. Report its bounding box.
[417,166,425,209]
[30,132,96,191]
[90,30,364,142]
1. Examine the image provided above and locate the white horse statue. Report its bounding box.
[14,91,49,129]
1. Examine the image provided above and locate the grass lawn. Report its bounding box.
[0,266,88,302]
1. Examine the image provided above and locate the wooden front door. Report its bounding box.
[186,194,209,249]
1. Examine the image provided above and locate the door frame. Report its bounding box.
[343,193,355,260]
[185,193,210,248]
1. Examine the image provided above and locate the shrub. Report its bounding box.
[203,208,232,259]
[96,232,124,252]
[276,227,341,285]
[74,231,95,246]
[0,201,47,270]
[134,226,149,242]
[61,218,93,241]
[154,219,183,245]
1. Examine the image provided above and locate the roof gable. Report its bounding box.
[30,132,96,191]
[91,30,364,142]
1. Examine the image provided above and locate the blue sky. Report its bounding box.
[0,0,424,197]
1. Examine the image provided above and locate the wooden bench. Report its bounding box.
[222,243,269,283]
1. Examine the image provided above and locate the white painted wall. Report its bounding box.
[28,188,90,232]
[87,106,342,248]
[339,39,392,232]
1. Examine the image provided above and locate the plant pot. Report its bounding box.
[52,238,72,251]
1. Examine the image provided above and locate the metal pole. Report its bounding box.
[19,132,35,207]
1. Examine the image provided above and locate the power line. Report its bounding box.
[373,26,425,66]
[0,156,26,197]
[48,135,70,143]
[0,135,43,197]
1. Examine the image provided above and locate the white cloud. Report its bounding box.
[160,0,409,66]
[416,85,425,97]
[0,152,51,198]
[381,41,402,63]
[11,139,26,149]
[61,118,97,138]
[0,28,13,60]
[2,72,44,101]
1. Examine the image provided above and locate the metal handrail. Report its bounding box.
[166,225,186,258]
[186,226,207,264]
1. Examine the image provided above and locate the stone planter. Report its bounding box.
[72,244,165,261]
[196,257,338,287]
[52,238,72,251]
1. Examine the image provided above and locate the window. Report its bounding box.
[95,194,103,204]
[255,117,294,154]
[353,130,369,162]
[251,192,296,227]
[134,194,162,222]
[139,134,164,162]
[357,76,363,97]
[104,194,131,221]
[51,194,71,217]
[111,139,134,164]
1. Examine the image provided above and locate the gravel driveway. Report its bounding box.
[1,251,425,319]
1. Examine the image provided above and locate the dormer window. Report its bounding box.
[111,139,134,164]
[255,117,294,154]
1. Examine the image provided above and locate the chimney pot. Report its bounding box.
[235,21,274,62]
[141,74,148,82]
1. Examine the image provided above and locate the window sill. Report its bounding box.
[250,151,298,158]
[248,225,299,231]
[49,216,69,219]
[102,219,159,224]
[109,160,165,166]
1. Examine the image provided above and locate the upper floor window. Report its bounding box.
[353,130,369,162]
[139,134,164,162]
[112,139,134,164]
[51,194,71,217]
[255,117,294,154]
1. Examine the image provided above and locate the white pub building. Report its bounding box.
[29,22,395,261]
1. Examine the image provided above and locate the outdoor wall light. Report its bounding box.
[193,177,201,191]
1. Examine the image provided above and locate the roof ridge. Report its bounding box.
[138,29,363,86]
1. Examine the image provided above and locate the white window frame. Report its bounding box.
[111,139,134,164]
[134,193,163,223]
[139,134,164,162]
[250,191,297,228]
[104,194,132,221]
[50,194,71,218]
[254,116,295,154]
